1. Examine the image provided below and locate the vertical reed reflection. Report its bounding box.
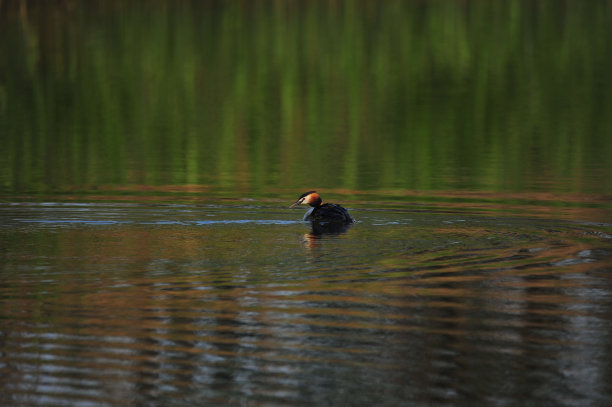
[1,1,611,195]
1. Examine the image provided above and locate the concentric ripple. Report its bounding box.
[1,202,611,406]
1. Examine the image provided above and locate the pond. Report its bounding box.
[2,1,612,406]
[1,198,612,406]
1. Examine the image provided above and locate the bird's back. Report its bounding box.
[309,203,354,223]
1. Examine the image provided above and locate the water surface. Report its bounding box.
[1,199,611,406]
[2,1,612,405]
[2,1,611,195]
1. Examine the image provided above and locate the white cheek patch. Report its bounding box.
[305,194,318,205]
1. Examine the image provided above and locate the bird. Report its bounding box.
[289,191,354,224]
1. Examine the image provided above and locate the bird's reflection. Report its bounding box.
[301,221,352,249]
[310,221,352,236]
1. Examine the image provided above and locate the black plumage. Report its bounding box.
[305,203,354,223]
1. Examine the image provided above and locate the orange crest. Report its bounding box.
[305,192,320,205]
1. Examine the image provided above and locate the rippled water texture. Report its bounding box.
[2,1,612,405]
[1,201,612,406]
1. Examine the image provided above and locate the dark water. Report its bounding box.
[2,1,612,406]
[1,200,612,406]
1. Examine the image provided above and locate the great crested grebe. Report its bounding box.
[290,191,354,224]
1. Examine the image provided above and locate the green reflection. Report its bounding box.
[1,0,611,196]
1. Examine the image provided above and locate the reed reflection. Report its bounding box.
[2,1,611,195]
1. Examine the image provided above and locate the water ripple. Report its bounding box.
[1,202,611,406]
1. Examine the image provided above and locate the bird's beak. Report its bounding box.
[289,198,304,208]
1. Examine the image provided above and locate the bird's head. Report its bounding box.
[290,191,322,208]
